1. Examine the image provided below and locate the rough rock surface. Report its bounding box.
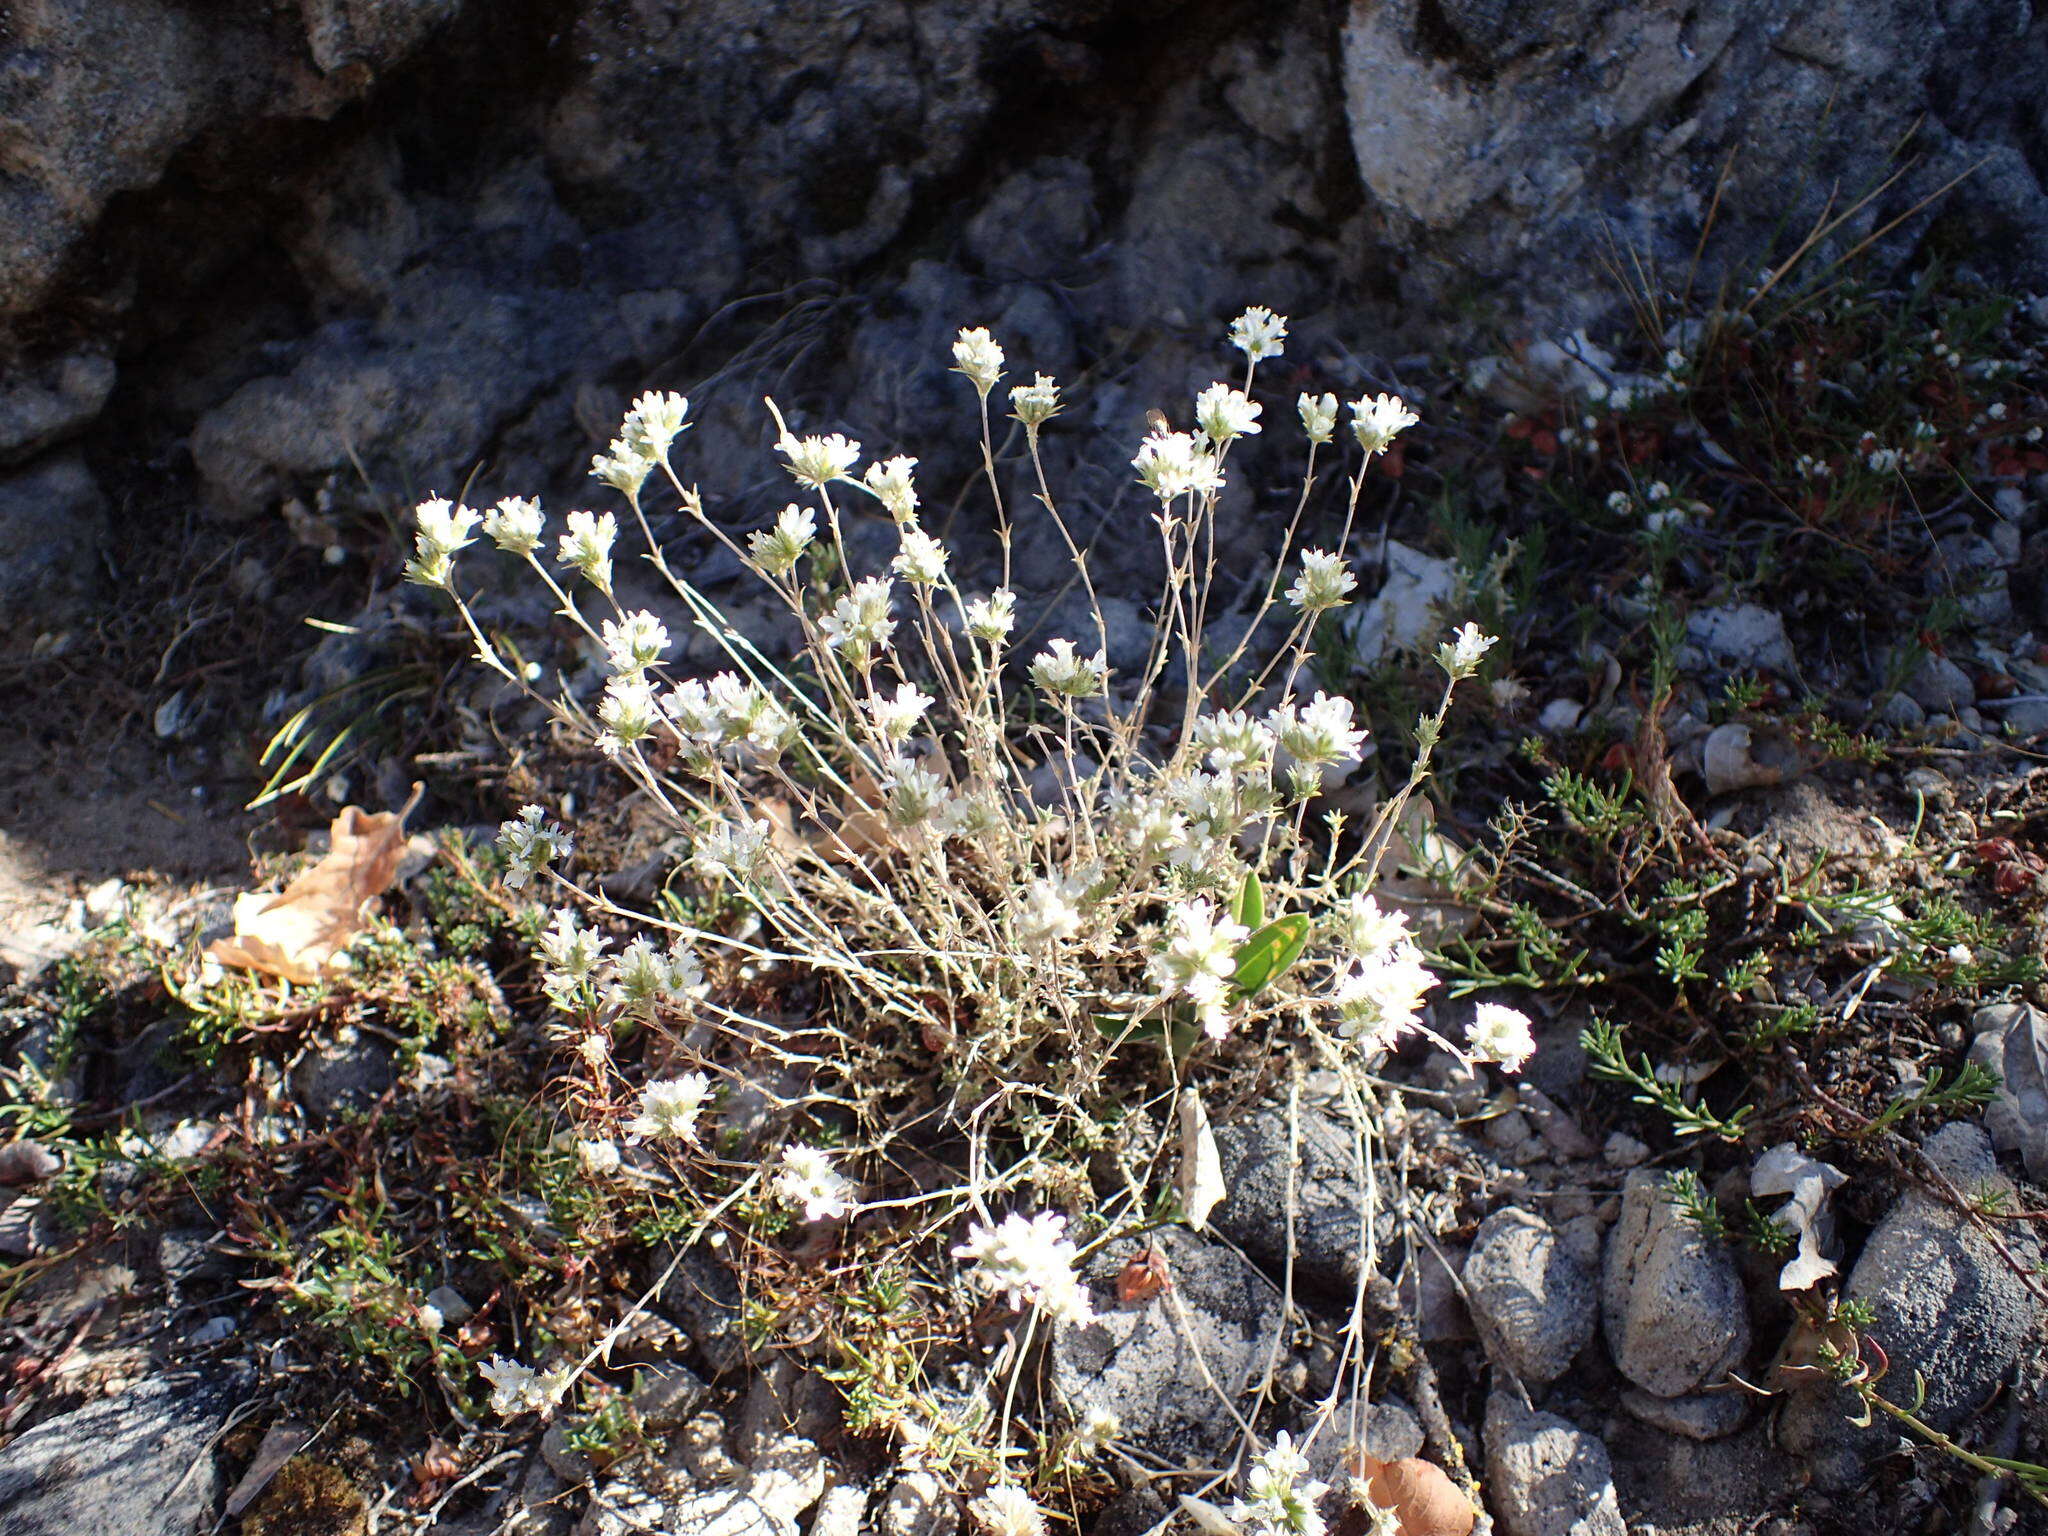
[1209,1097,1371,1293]
[2,0,2047,642]
[1601,1169,1750,1398]
[0,1371,246,1536]
[1462,1207,1598,1386]
[1051,1225,1285,1462]
[0,455,106,637]
[1483,1390,1626,1536]
[1775,1122,2043,1491]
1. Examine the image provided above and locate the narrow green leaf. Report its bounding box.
[1231,914,1312,997]
[1234,871,1266,932]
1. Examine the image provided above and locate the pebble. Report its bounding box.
[1602,1132,1649,1168]
[1463,1208,1598,1386]
[1484,1390,1626,1536]
[1601,1170,1750,1398]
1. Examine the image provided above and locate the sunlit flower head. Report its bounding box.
[1229,305,1289,363]
[1350,392,1418,455]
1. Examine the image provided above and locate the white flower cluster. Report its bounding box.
[773,1144,857,1222]
[593,390,691,495]
[1149,899,1250,1036]
[1228,1431,1330,1536]
[953,1210,1093,1322]
[627,1072,713,1142]
[478,1355,572,1419]
[665,672,796,759]
[406,498,479,588]
[498,805,572,890]
[535,907,702,1023]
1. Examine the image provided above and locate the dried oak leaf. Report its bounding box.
[1115,1246,1172,1304]
[209,786,423,984]
[1347,1455,1476,1536]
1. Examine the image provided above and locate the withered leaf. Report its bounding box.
[209,785,423,983]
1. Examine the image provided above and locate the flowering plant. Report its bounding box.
[410,309,1528,1502]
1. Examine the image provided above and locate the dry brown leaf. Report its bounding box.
[209,785,423,983]
[1347,1454,1476,1536]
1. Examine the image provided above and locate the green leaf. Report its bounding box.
[1231,914,1312,997]
[1234,871,1266,932]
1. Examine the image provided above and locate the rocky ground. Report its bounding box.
[2,258,2048,1536]
[6,4,2048,1534]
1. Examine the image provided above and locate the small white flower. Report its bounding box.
[970,1484,1048,1536]
[591,439,653,496]
[1150,899,1249,1036]
[1194,708,1276,773]
[1009,373,1062,429]
[601,610,670,675]
[819,577,897,663]
[1331,941,1435,1051]
[1229,305,1289,362]
[1269,691,1368,769]
[1337,893,1410,957]
[1014,873,1089,950]
[881,756,952,829]
[479,1356,568,1418]
[1132,429,1225,501]
[1194,382,1263,445]
[597,674,660,754]
[1436,621,1497,680]
[498,805,573,890]
[627,1073,712,1142]
[626,390,690,458]
[862,455,920,520]
[1468,1001,1536,1072]
[1285,549,1356,613]
[483,496,545,555]
[1029,638,1108,698]
[605,936,704,1017]
[557,510,618,592]
[1298,391,1339,445]
[748,504,816,576]
[778,430,862,489]
[406,498,480,587]
[576,1138,621,1175]
[1350,392,1418,455]
[965,589,1017,643]
[953,1210,1093,1322]
[864,681,933,742]
[892,523,950,584]
[773,1144,856,1223]
[537,908,607,984]
[694,817,773,882]
[1606,489,1633,514]
[1071,1405,1121,1455]
[952,326,1006,394]
[418,1303,444,1333]
[1228,1430,1330,1536]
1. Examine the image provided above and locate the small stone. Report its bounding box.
[1211,1100,1369,1292]
[425,1285,475,1325]
[1051,1226,1285,1461]
[1601,1170,1750,1398]
[1620,1387,1749,1440]
[541,1422,594,1484]
[1463,1209,1598,1386]
[1602,1132,1650,1169]
[877,1469,959,1536]
[1483,1390,1625,1536]
[1685,604,1795,674]
[809,1484,868,1536]
[654,1243,749,1376]
[1878,691,1926,731]
[1775,1124,2041,1490]
[1905,653,1976,713]
[1517,1085,1598,1159]
[746,1434,826,1525]
[629,1361,708,1430]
